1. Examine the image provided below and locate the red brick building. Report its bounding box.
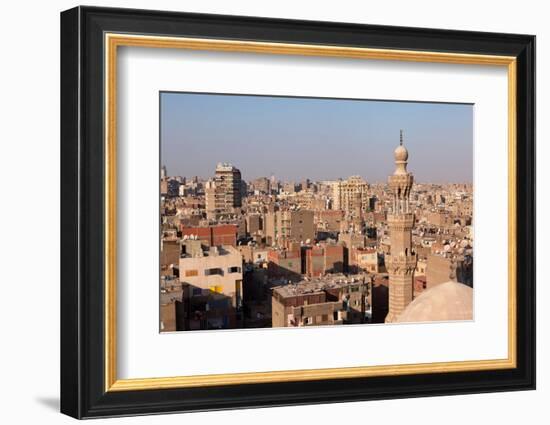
[304,244,345,277]
[180,224,238,247]
[267,249,302,281]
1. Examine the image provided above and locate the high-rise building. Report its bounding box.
[250,177,271,194]
[332,176,369,213]
[264,209,315,246]
[205,163,242,218]
[385,131,417,323]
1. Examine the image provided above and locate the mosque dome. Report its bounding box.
[396,281,473,323]
[394,144,409,162]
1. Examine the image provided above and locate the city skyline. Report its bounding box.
[161,92,473,183]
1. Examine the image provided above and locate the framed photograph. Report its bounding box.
[60,6,535,419]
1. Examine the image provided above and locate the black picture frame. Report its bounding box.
[60,5,535,419]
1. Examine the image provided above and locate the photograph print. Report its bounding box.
[159,92,474,332]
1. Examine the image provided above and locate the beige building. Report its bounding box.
[352,248,380,273]
[271,275,371,327]
[205,162,242,219]
[332,176,369,213]
[265,209,315,246]
[179,241,243,303]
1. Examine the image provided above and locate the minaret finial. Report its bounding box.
[400,129,403,146]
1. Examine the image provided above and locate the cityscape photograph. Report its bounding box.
[159,92,474,332]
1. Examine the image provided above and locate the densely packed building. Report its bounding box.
[160,137,474,331]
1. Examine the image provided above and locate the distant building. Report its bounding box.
[426,210,454,228]
[332,176,369,213]
[315,210,345,232]
[160,178,180,197]
[205,163,242,218]
[304,243,345,277]
[267,248,302,281]
[180,224,238,247]
[350,247,380,273]
[265,209,315,246]
[250,177,271,194]
[160,234,180,269]
[246,213,263,236]
[426,252,473,288]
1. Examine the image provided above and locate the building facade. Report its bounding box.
[178,241,243,329]
[264,209,315,246]
[332,175,370,213]
[205,162,242,218]
[271,275,371,327]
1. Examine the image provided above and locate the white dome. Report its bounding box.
[396,281,473,323]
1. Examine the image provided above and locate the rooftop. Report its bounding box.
[273,273,369,298]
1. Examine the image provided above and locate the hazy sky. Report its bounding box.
[160,92,473,183]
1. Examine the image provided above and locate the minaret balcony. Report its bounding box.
[387,213,415,227]
[386,253,417,274]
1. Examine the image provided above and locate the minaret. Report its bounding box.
[385,130,417,323]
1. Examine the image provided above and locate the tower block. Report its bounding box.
[385,131,417,323]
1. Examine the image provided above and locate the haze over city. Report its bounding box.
[161,92,473,183]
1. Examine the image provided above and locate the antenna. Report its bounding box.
[400,129,404,146]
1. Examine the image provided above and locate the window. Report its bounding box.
[305,317,313,325]
[228,266,241,273]
[185,269,198,277]
[205,268,223,276]
[321,314,328,322]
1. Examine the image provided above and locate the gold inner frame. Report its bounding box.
[104,33,517,392]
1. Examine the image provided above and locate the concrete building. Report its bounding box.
[160,178,180,197]
[304,243,345,277]
[350,247,380,273]
[250,177,271,194]
[426,252,474,288]
[385,131,418,323]
[180,224,238,247]
[267,248,302,281]
[246,213,263,236]
[160,235,180,270]
[271,275,371,327]
[160,275,183,332]
[205,162,242,218]
[178,241,244,329]
[265,209,315,246]
[332,176,369,213]
[315,209,345,232]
